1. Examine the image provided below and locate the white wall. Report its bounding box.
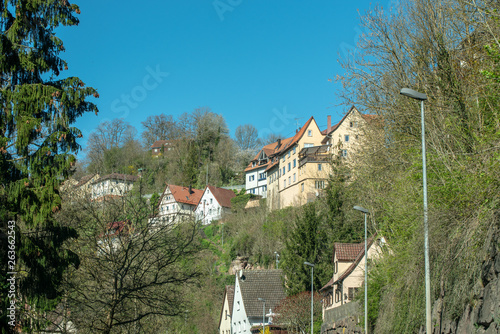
[91,179,133,199]
[195,188,229,225]
[150,187,196,226]
[231,274,250,334]
[245,166,268,198]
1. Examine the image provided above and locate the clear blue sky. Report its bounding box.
[57,0,389,155]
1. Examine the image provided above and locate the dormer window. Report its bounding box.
[252,162,256,167]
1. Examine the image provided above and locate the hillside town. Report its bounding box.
[2,1,500,334]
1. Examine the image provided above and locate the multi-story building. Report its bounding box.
[267,117,329,209]
[91,173,139,201]
[244,142,276,197]
[195,185,236,225]
[150,184,203,226]
[71,173,100,198]
[321,106,376,161]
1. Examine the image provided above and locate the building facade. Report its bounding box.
[219,285,235,334]
[195,185,236,225]
[231,270,285,334]
[150,184,203,227]
[320,236,385,320]
[91,173,139,200]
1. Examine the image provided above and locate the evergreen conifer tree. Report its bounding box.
[281,203,332,296]
[0,1,98,331]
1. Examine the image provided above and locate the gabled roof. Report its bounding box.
[237,269,286,318]
[150,140,174,149]
[334,242,365,262]
[75,174,97,187]
[265,159,280,172]
[218,285,235,329]
[94,173,139,183]
[206,185,236,208]
[99,221,131,238]
[321,106,377,144]
[164,184,203,206]
[279,116,320,153]
[244,137,293,172]
[320,236,377,292]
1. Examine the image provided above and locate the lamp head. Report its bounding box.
[400,88,427,101]
[353,205,370,214]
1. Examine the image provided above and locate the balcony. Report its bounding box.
[298,145,330,168]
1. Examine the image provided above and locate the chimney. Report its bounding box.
[327,115,331,132]
[189,185,192,194]
[277,138,281,147]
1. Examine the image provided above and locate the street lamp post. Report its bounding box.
[258,298,266,334]
[400,88,431,334]
[304,262,315,334]
[274,251,280,269]
[354,205,370,334]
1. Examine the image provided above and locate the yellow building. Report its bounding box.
[321,106,376,163]
[260,107,376,210]
[266,117,330,209]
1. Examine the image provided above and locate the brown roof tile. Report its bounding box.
[320,236,377,291]
[226,285,235,315]
[218,285,235,329]
[207,185,236,208]
[75,174,97,187]
[334,242,364,262]
[238,269,286,317]
[150,140,175,149]
[244,138,294,172]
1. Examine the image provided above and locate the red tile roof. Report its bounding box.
[278,116,317,152]
[244,137,293,172]
[207,185,236,208]
[99,220,131,238]
[168,184,203,206]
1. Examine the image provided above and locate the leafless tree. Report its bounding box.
[234,124,262,152]
[59,183,202,334]
[85,119,137,173]
[141,114,180,147]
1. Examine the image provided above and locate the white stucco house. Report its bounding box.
[149,184,203,227]
[244,142,280,198]
[231,269,285,334]
[195,185,236,225]
[91,173,139,201]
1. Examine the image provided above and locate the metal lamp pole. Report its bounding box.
[354,205,370,333]
[274,251,280,269]
[258,298,265,334]
[400,88,431,334]
[304,262,315,334]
